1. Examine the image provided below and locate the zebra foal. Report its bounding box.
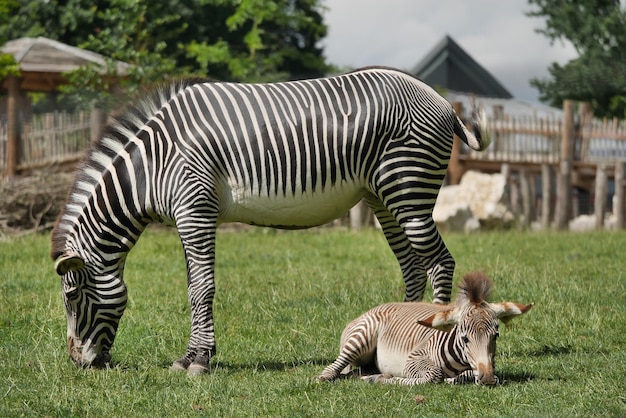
[318,272,533,385]
[51,67,491,375]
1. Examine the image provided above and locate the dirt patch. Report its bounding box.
[0,172,75,236]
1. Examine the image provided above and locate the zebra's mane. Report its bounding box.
[348,65,427,84]
[96,77,210,157]
[50,77,210,260]
[457,272,493,305]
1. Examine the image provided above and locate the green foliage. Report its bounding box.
[0,0,332,111]
[185,0,330,82]
[528,0,626,118]
[0,51,18,79]
[1,229,625,416]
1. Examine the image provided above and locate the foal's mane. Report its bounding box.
[457,272,493,304]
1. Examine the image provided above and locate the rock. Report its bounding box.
[434,171,514,232]
[433,185,478,233]
[569,213,616,231]
[568,214,596,232]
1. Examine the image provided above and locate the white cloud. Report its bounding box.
[320,0,577,102]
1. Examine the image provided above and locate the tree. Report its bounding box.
[527,0,626,118]
[0,0,20,80]
[0,0,332,110]
[185,0,330,82]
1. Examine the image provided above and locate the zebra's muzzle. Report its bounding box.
[476,363,499,386]
[67,336,111,368]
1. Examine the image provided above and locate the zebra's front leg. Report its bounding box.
[365,196,428,302]
[445,370,483,385]
[364,351,445,385]
[171,213,218,376]
[362,374,439,385]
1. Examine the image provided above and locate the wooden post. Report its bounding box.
[555,100,575,230]
[541,164,554,229]
[5,76,19,177]
[594,164,608,230]
[529,171,537,222]
[90,106,105,143]
[519,168,532,229]
[615,162,625,230]
[501,163,512,210]
[446,102,464,185]
[578,102,592,161]
[615,162,625,229]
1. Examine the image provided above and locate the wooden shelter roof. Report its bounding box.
[1,36,131,92]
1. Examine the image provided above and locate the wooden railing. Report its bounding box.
[466,115,563,163]
[582,117,626,162]
[461,110,626,165]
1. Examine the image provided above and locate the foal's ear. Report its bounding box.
[491,302,534,324]
[418,309,458,332]
[54,253,85,275]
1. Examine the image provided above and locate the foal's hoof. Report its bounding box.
[362,373,393,383]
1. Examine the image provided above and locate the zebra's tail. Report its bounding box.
[453,106,491,151]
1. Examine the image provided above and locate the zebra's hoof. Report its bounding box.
[187,362,211,377]
[170,357,191,372]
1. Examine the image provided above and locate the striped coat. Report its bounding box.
[52,67,491,375]
[318,272,533,385]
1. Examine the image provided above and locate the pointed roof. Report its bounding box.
[1,36,131,91]
[412,35,512,99]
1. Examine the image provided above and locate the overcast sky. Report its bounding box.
[320,0,578,103]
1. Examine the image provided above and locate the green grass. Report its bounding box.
[1,227,625,417]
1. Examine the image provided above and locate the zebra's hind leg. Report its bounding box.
[397,215,455,304]
[365,196,429,302]
[317,315,380,382]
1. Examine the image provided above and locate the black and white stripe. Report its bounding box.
[51,67,490,374]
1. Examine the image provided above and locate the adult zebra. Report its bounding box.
[51,66,491,375]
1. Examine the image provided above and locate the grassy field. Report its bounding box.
[1,227,625,417]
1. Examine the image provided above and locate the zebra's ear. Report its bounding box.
[418,309,458,332]
[491,302,534,324]
[54,254,85,275]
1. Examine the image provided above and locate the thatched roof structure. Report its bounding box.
[1,37,130,177]
[1,36,131,92]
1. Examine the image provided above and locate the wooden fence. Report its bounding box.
[448,100,626,230]
[3,102,625,174]
[461,108,626,165]
[1,110,98,174]
[3,101,626,230]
